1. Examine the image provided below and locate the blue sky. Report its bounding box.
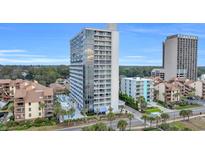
[0,23,205,66]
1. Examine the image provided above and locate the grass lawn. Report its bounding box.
[25,125,61,131]
[175,104,201,110]
[169,117,205,131]
[145,107,161,114]
[178,117,205,130]
[143,127,161,131]
[169,121,187,130]
[25,123,68,131]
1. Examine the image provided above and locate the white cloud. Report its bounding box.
[0,53,46,58]
[125,24,205,38]
[0,49,28,53]
[0,49,69,65]
[120,55,161,66]
[0,57,68,65]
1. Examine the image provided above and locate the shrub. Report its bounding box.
[82,122,112,131]
[182,127,192,131]
[143,127,160,131]
[159,123,170,130]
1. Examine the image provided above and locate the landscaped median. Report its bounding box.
[0,118,57,131]
[0,113,129,131]
[175,104,201,110]
[145,107,161,114]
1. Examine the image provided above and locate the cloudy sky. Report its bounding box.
[0,23,205,66]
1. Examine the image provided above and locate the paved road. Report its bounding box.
[124,105,143,122]
[167,106,205,120]
[57,106,205,131]
[57,118,144,131]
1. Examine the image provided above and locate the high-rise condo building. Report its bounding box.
[163,34,198,81]
[70,24,119,113]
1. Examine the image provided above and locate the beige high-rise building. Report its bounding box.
[163,34,198,81]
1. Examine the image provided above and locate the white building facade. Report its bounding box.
[120,77,154,102]
[70,24,119,113]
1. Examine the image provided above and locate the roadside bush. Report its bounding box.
[156,100,167,108]
[5,121,19,128]
[143,127,160,131]
[82,122,112,131]
[0,117,56,131]
[182,127,192,131]
[159,123,170,130]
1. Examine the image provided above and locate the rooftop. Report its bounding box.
[122,77,152,81]
[166,34,198,40]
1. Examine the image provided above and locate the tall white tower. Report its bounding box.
[70,24,119,113]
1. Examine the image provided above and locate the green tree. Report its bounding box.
[186,110,193,121]
[155,115,161,127]
[82,122,109,131]
[8,102,15,120]
[141,114,148,128]
[53,101,62,121]
[180,110,193,121]
[117,120,128,131]
[39,102,46,117]
[179,110,187,121]
[127,113,134,130]
[107,107,115,129]
[138,96,147,112]
[67,107,75,119]
[148,116,155,127]
[173,91,180,102]
[161,113,169,123]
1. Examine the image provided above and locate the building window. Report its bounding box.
[29,108,31,111]
[29,102,31,106]
[39,112,41,116]
[29,113,32,117]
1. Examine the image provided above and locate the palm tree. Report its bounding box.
[8,102,14,120]
[186,110,193,121]
[107,107,115,129]
[53,101,62,121]
[117,120,128,131]
[67,107,75,119]
[148,116,155,127]
[173,91,180,102]
[108,106,113,112]
[141,114,148,128]
[155,115,161,127]
[120,106,125,115]
[60,109,67,122]
[161,113,169,123]
[179,110,187,121]
[82,107,88,117]
[39,102,46,117]
[127,113,134,130]
[8,102,14,114]
[138,96,147,112]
